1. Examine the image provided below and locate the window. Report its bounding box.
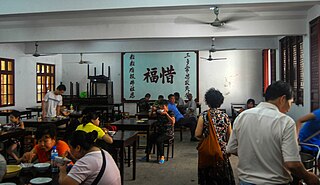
[36,63,55,103]
[280,36,304,105]
[310,17,320,111]
[0,58,14,107]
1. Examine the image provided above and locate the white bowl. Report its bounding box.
[54,156,71,164]
[20,163,33,172]
[107,131,116,137]
[30,177,52,184]
[33,163,50,173]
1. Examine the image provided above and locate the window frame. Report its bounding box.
[280,36,304,105]
[0,58,15,107]
[36,63,55,103]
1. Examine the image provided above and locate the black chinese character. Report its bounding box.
[130,74,135,79]
[129,67,134,73]
[143,67,159,83]
[160,65,176,84]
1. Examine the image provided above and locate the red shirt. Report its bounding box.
[34,140,70,163]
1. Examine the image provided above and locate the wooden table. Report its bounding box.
[23,117,70,128]
[111,118,157,162]
[111,131,138,185]
[0,109,32,123]
[26,106,42,117]
[2,166,59,185]
[0,128,26,157]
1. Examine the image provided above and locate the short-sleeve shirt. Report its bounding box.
[43,91,63,117]
[299,109,320,152]
[76,123,105,140]
[156,110,175,137]
[34,140,70,163]
[68,150,121,185]
[226,102,300,184]
[168,102,184,121]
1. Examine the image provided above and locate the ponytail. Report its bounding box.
[69,130,98,151]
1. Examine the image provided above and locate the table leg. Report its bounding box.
[128,146,131,167]
[120,143,124,185]
[133,138,136,180]
[146,128,150,162]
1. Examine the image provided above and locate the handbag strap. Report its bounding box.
[207,110,219,139]
[91,149,106,185]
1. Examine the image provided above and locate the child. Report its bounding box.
[6,111,25,162]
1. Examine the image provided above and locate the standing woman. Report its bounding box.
[58,130,121,185]
[195,88,235,185]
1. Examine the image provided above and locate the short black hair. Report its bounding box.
[145,93,151,98]
[159,99,169,106]
[10,110,21,118]
[69,130,98,151]
[265,81,293,101]
[174,92,180,97]
[57,84,66,91]
[247,99,255,105]
[36,123,57,140]
[204,88,224,108]
[158,95,164,99]
[168,94,174,99]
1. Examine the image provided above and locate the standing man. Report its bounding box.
[42,84,66,118]
[227,81,319,185]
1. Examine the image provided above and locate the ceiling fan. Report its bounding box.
[77,53,92,64]
[33,42,53,57]
[175,6,254,28]
[200,38,236,61]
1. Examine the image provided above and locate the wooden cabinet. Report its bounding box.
[310,17,320,111]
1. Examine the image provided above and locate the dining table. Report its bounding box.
[0,128,26,158]
[111,130,138,185]
[23,117,70,128]
[26,105,42,117]
[111,118,157,162]
[0,109,32,123]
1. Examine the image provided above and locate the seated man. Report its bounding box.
[138,93,151,112]
[174,92,186,114]
[184,93,197,123]
[168,94,197,141]
[297,108,320,156]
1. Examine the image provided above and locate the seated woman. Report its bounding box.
[239,98,256,113]
[76,112,113,146]
[142,100,175,164]
[6,111,25,162]
[58,130,121,185]
[19,123,70,163]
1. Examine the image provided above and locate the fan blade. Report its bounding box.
[200,57,209,60]
[212,58,227,60]
[174,16,209,25]
[220,11,257,23]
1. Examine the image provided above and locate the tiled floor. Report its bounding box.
[123,130,239,185]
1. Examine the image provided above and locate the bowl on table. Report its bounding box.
[20,163,33,172]
[107,131,116,137]
[54,156,71,164]
[3,165,22,179]
[0,183,17,185]
[30,177,52,185]
[33,163,50,173]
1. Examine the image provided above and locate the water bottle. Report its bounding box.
[51,146,59,172]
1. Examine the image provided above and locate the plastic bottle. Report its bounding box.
[51,146,59,173]
[70,104,74,111]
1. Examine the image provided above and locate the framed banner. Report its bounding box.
[121,51,199,102]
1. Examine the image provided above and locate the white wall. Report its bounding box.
[0,43,62,122]
[199,50,264,115]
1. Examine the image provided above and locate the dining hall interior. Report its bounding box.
[0,0,320,184]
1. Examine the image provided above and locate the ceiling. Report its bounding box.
[0,0,318,53]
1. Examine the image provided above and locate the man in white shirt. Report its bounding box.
[42,84,66,118]
[227,81,319,185]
